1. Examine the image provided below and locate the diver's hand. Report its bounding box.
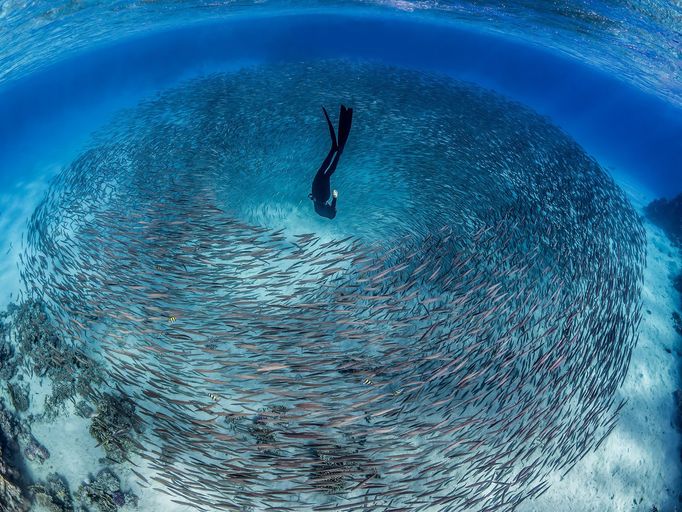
[332,189,338,199]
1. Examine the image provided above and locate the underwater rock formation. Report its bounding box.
[10,299,61,377]
[0,400,28,447]
[75,468,138,512]
[23,436,50,465]
[0,312,18,381]
[0,402,29,511]
[21,62,646,511]
[6,381,29,413]
[0,450,28,512]
[74,400,94,419]
[31,473,74,512]
[6,299,103,420]
[89,393,142,464]
[645,193,682,247]
[0,398,48,465]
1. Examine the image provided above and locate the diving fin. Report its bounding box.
[322,106,338,151]
[337,105,353,153]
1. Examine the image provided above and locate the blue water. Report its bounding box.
[0,10,680,198]
[0,3,680,512]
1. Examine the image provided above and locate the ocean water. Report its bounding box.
[0,3,680,512]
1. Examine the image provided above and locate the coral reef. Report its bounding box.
[0,447,29,512]
[75,468,138,512]
[0,401,29,511]
[74,400,94,419]
[9,299,60,377]
[0,399,49,465]
[645,193,682,247]
[0,310,19,381]
[24,436,50,464]
[0,399,28,448]
[31,473,74,512]
[90,393,142,464]
[6,381,30,413]
[6,299,103,420]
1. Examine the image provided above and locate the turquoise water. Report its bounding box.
[0,3,680,512]
[1,1,680,108]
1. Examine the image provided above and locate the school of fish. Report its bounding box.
[19,61,646,511]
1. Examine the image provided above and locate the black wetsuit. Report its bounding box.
[309,105,353,219]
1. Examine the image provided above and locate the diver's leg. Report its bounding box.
[313,107,338,182]
[321,105,351,179]
[314,147,336,181]
[324,148,342,178]
[312,107,339,201]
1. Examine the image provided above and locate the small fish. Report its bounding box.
[19,61,647,512]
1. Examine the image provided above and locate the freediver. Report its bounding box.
[309,105,353,219]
